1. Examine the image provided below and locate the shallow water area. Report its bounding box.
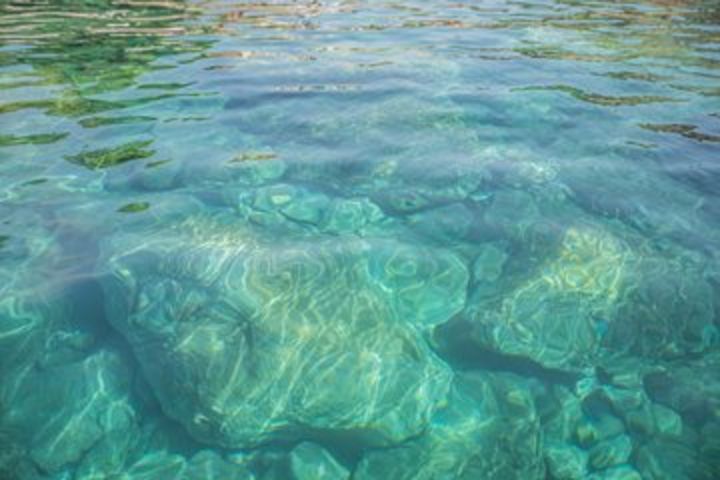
[1,0,719,479]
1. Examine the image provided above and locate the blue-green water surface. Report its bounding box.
[1,0,720,478]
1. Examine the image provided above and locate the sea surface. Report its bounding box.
[1,0,719,479]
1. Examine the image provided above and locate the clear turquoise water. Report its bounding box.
[1,0,719,478]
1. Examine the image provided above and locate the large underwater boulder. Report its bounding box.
[452,216,715,373]
[462,225,628,370]
[101,213,468,448]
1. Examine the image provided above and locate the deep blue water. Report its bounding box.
[1,1,719,479]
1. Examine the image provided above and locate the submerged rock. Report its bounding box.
[117,451,188,480]
[271,187,330,225]
[587,465,642,480]
[652,403,683,437]
[635,437,714,480]
[101,214,465,448]
[0,221,142,476]
[588,434,633,470]
[228,155,287,186]
[483,190,542,243]
[0,291,56,380]
[289,443,349,480]
[373,187,434,214]
[354,372,545,480]
[75,429,140,480]
[642,355,720,425]
[408,202,476,243]
[183,450,255,480]
[576,415,626,449]
[367,240,468,328]
[545,444,588,480]
[465,226,628,370]
[232,441,348,480]
[130,159,184,192]
[1,349,137,473]
[323,197,385,234]
[541,385,585,446]
[605,256,716,359]
[472,243,509,284]
[234,184,390,237]
[0,434,42,480]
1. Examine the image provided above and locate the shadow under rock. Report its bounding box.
[432,317,581,387]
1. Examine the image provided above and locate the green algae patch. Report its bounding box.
[231,151,279,162]
[145,159,171,169]
[516,85,676,106]
[21,178,49,186]
[0,133,68,147]
[603,71,668,82]
[79,115,155,128]
[514,45,621,63]
[640,123,720,143]
[48,95,119,117]
[0,100,52,115]
[117,202,150,213]
[65,140,155,169]
[138,82,193,90]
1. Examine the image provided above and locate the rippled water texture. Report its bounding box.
[1,0,720,478]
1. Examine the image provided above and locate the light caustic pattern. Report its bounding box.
[0,1,719,479]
